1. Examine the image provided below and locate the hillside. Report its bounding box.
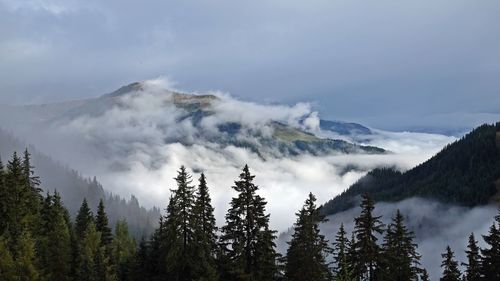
[321,122,500,216]
[0,82,385,159]
[0,128,160,238]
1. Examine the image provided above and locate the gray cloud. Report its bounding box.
[1,0,499,131]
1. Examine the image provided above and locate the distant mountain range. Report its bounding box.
[321,122,500,216]
[0,82,384,158]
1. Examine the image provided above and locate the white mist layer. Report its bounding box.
[0,79,456,231]
[278,198,497,280]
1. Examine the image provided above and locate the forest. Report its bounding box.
[0,151,499,281]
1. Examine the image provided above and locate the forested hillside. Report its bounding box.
[321,122,500,216]
[2,157,500,281]
[0,128,160,238]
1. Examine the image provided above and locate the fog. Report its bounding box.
[0,79,456,231]
[278,198,498,280]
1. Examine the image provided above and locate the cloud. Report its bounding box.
[0,80,457,232]
[278,198,498,280]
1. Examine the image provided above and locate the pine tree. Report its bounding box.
[463,233,481,281]
[130,238,151,281]
[380,210,421,281]
[111,219,136,281]
[333,223,352,280]
[4,152,27,244]
[480,222,500,280]
[96,199,113,247]
[353,194,384,281]
[420,269,430,281]
[0,235,16,281]
[161,166,197,280]
[77,221,114,281]
[346,233,359,280]
[220,165,278,281]
[75,199,94,240]
[13,230,39,281]
[192,173,218,281]
[440,246,461,281]
[284,193,331,281]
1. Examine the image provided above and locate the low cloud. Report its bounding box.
[0,79,456,232]
[278,198,498,280]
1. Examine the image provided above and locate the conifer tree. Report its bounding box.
[0,235,16,281]
[111,219,136,281]
[4,152,27,244]
[220,165,278,281]
[284,193,331,281]
[130,238,151,281]
[161,166,197,280]
[96,199,113,247]
[420,269,430,281]
[463,233,481,281]
[353,194,384,281]
[440,246,461,281]
[192,173,218,281]
[13,230,39,281]
[380,210,420,281]
[480,222,500,280]
[75,199,94,240]
[346,233,359,280]
[332,223,350,279]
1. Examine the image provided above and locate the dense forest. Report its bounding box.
[1,150,500,281]
[0,128,160,238]
[321,122,500,216]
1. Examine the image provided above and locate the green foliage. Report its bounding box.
[480,221,500,280]
[379,209,421,281]
[220,165,278,281]
[440,246,461,281]
[353,194,384,281]
[0,235,16,281]
[322,123,500,216]
[112,219,136,281]
[284,193,331,281]
[96,199,113,247]
[463,233,481,281]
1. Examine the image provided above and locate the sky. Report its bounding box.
[1,0,499,131]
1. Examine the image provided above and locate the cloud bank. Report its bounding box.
[0,80,457,232]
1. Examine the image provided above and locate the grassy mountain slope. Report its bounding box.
[321,122,500,216]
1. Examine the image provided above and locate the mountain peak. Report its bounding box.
[101,82,147,98]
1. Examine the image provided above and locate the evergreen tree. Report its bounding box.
[13,230,39,281]
[284,193,331,281]
[77,221,114,281]
[192,173,218,281]
[462,233,481,281]
[353,194,384,281]
[440,246,461,281]
[130,238,151,281]
[379,210,420,281]
[75,199,94,240]
[220,165,278,281]
[420,269,430,281]
[0,235,16,281]
[111,219,136,281]
[96,199,113,247]
[480,222,500,280]
[332,223,350,279]
[346,233,360,280]
[161,166,197,280]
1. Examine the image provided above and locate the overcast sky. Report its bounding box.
[1,0,499,132]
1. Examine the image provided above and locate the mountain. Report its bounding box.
[0,128,160,238]
[320,122,500,216]
[0,82,385,158]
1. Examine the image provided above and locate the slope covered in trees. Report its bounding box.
[0,129,160,238]
[321,122,500,216]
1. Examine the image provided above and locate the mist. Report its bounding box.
[278,198,498,280]
[0,79,456,231]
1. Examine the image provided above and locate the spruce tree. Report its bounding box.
[463,233,481,281]
[75,199,94,240]
[332,223,350,279]
[480,222,500,280]
[440,246,461,281]
[420,269,430,281]
[284,193,331,281]
[96,199,113,247]
[220,165,278,281]
[380,210,421,281]
[0,235,16,281]
[13,230,39,281]
[192,173,218,281]
[353,194,384,281]
[162,166,197,280]
[346,233,359,280]
[111,219,136,281]
[130,238,151,281]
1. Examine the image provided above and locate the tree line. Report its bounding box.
[1,150,500,280]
